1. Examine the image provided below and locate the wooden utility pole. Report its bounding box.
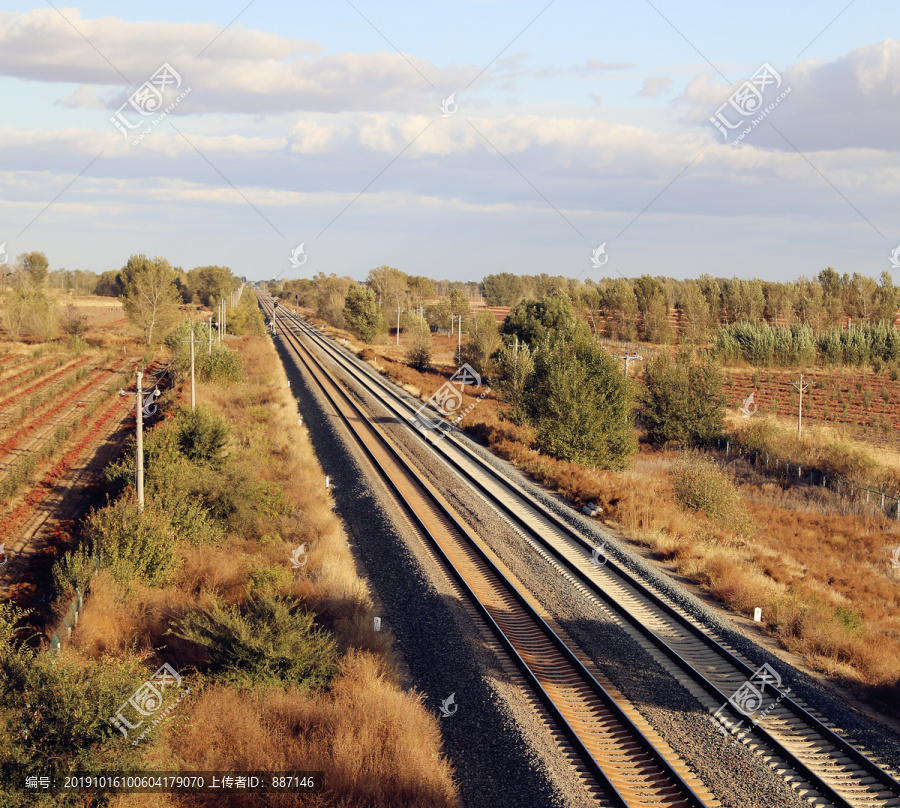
[791,374,813,438]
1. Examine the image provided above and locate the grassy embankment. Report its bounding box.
[0,295,459,807]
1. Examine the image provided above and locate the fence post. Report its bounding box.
[866,488,870,504]
[798,464,802,479]
[882,491,886,510]
[726,440,730,458]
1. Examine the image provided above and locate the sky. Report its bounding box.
[1,1,899,284]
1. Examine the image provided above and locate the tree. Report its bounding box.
[95,270,123,297]
[186,265,237,306]
[121,255,181,345]
[407,276,435,316]
[448,288,470,323]
[677,283,710,343]
[640,348,725,446]
[405,312,432,371]
[525,333,636,469]
[502,292,580,346]
[600,278,638,340]
[17,251,49,288]
[633,275,671,344]
[483,272,525,306]
[495,339,534,424]
[461,310,502,376]
[343,284,386,343]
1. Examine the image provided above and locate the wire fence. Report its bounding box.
[597,338,664,362]
[713,437,900,519]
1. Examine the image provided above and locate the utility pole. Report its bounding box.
[208,316,212,355]
[619,353,643,378]
[457,315,462,355]
[396,306,402,347]
[791,373,814,439]
[182,330,195,411]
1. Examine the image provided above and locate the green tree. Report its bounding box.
[186,265,237,306]
[483,272,525,306]
[633,275,672,344]
[525,334,636,468]
[502,291,580,346]
[600,278,638,340]
[405,312,433,371]
[461,310,502,376]
[121,254,181,345]
[16,251,49,288]
[343,284,386,343]
[677,283,710,343]
[640,348,726,445]
[495,339,534,424]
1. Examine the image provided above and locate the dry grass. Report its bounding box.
[71,333,459,806]
[168,652,458,808]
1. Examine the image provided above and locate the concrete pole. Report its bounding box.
[208,317,212,355]
[458,315,462,354]
[190,329,195,411]
[135,370,144,512]
[798,374,803,439]
[396,307,401,347]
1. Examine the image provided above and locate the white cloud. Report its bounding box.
[0,8,469,115]
[680,39,900,151]
[637,77,672,98]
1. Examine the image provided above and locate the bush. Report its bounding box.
[174,406,229,466]
[404,313,432,371]
[525,333,636,469]
[671,452,753,535]
[170,593,338,689]
[343,285,386,343]
[0,603,148,800]
[640,348,726,446]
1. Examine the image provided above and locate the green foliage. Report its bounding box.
[174,406,230,466]
[495,339,534,425]
[170,593,338,689]
[121,254,182,345]
[502,292,581,347]
[83,498,182,588]
[165,318,243,384]
[404,312,432,371]
[670,452,752,534]
[461,310,502,376]
[640,348,726,446]
[713,319,900,370]
[525,333,636,469]
[184,265,237,306]
[343,284,386,343]
[226,295,265,336]
[0,623,148,803]
[483,272,525,306]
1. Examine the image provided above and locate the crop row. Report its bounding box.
[0,364,123,460]
[0,355,69,397]
[0,356,92,414]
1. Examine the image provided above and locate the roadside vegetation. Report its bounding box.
[0,292,459,807]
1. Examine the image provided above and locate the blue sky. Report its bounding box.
[1,1,899,283]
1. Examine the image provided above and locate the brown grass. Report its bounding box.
[168,652,458,808]
[71,333,459,806]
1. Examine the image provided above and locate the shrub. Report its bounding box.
[174,406,229,466]
[404,313,432,371]
[170,593,338,689]
[670,452,753,535]
[640,348,726,446]
[525,333,636,469]
[53,496,186,593]
[343,285,386,343]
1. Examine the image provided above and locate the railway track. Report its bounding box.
[259,293,717,808]
[265,297,900,808]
